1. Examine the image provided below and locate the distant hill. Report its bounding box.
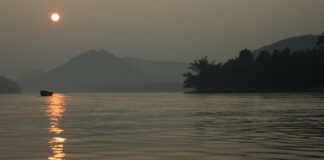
[17,69,45,81]
[16,69,45,92]
[21,50,185,92]
[0,75,21,94]
[121,57,187,82]
[254,34,319,54]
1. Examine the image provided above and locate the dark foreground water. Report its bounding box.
[0,93,324,160]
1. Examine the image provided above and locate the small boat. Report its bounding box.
[40,90,53,96]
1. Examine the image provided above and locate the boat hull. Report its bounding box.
[40,90,53,96]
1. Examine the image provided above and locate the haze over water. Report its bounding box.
[1,93,324,160]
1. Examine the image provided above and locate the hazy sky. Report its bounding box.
[1,0,324,78]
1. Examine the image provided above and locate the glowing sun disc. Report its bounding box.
[51,13,60,22]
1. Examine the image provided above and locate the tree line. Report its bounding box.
[183,33,324,92]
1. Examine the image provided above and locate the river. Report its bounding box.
[0,93,323,160]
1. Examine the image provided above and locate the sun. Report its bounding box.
[51,13,61,22]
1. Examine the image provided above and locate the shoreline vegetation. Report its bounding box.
[185,88,324,94]
[183,33,324,93]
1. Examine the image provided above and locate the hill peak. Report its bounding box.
[65,49,120,66]
[254,34,319,54]
[77,49,116,58]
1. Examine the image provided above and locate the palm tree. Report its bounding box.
[183,56,216,91]
[317,32,324,47]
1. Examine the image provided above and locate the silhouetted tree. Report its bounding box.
[254,51,271,87]
[318,32,324,47]
[184,34,324,92]
[238,49,253,63]
[183,57,217,91]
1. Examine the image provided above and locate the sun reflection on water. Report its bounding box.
[46,94,67,160]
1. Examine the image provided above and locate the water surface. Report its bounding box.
[0,93,324,160]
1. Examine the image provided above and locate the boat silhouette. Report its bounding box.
[40,90,53,96]
[41,74,54,96]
